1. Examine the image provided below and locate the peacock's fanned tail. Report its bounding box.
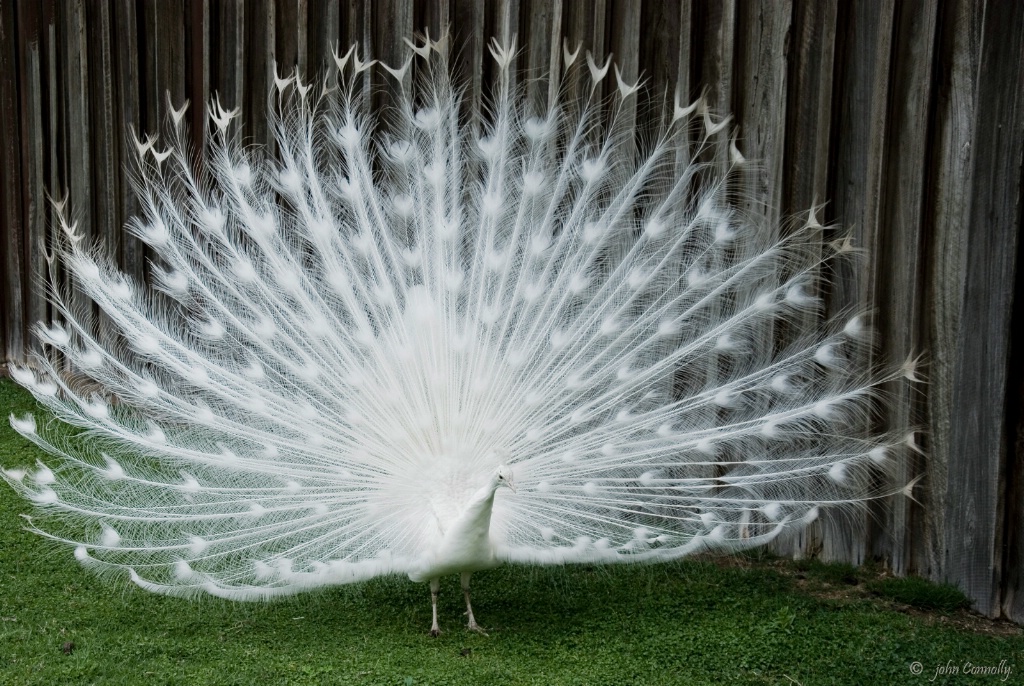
[4,36,918,599]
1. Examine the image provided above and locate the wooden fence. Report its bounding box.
[0,0,1021,621]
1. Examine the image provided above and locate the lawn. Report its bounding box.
[1,377,1020,685]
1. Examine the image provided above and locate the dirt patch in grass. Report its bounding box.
[695,552,1023,638]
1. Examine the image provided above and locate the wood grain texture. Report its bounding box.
[782,0,835,215]
[871,0,938,576]
[61,0,95,348]
[0,0,25,363]
[20,17,48,345]
[113,0,144,285]
[0,0,1021,621]
[821,0,895,565]
[924,0,979,587]
[944,0,1024,618]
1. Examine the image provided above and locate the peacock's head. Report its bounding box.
[494,465,516,493]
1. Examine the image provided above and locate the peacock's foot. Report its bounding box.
[466,621,489,636]
[430,627,442,638]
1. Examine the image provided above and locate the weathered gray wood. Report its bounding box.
[246,0,275,150]
[61,0,95,351]
[783,0,836,215]
[89,0,126,355]
[944,0,1024,618]
[774,0,836,562]
[699,0,736,117]
[113,0,144,286]
[143,0,187,131]
[44,1,60,310]
[275,0,300,72]
[638,0,691,123]
[308,0,340,72]
[296,0,309,74]
[86,0,121,290]
[564,0,607,102]
[216,0,246,113]
[0,0,25,363]
[607,0,641,149]
[190,0,209,156]
[732,0,796,560]
[871,0,938,577]
[21,10,48,344]
[826,0,896,564]
[925,0,982,592]
[369,0,414,116]
[450,0,486,118]
[523,0,560,108]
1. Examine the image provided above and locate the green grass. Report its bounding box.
[868,577,972,614]
[1,377,1021,685]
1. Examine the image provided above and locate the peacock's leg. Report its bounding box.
[429,578,442,637]
[461,572,488,635]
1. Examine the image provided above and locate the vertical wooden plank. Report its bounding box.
[607,0,640,137]
[451,0,486,118]
[567,0,606,57]
[734,1,790,224]
[782,0,837,215]
[215,0,246,113]
[871,0,938,577]
[521,0,559,109]
[141,0,189,166]
[61,0,95,344]
[275,0,300,72]
[0,0,25,364]
[827,1,893,311]
[370,0,414,135]
[945,0,1024,618]
[113,0,144,285]
[306,0,339,73]
[824,1,896,565]
[638,0,690,124]
[494,0,520,49]
[339,0,363,47]
[296,0,308,74]
[86,1,124,354]
[246,0,274,150]
[187,0,209,156]
[561,0,607,120]
[85,1,119,255]
[22,3,48,347]
[698,0,736,116]
[415,0,445,39]
[143,0,187,131]
[769,0,837,562]
[43,0,60,319]
[732,1,796,560]
[924,0,981,591]
[370,0,413,77]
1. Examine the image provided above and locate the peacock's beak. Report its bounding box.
[506,479,517,493]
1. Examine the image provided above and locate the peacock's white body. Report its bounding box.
[3,36,916,633]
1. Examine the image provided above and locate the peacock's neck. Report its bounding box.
[459,482,499,536]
